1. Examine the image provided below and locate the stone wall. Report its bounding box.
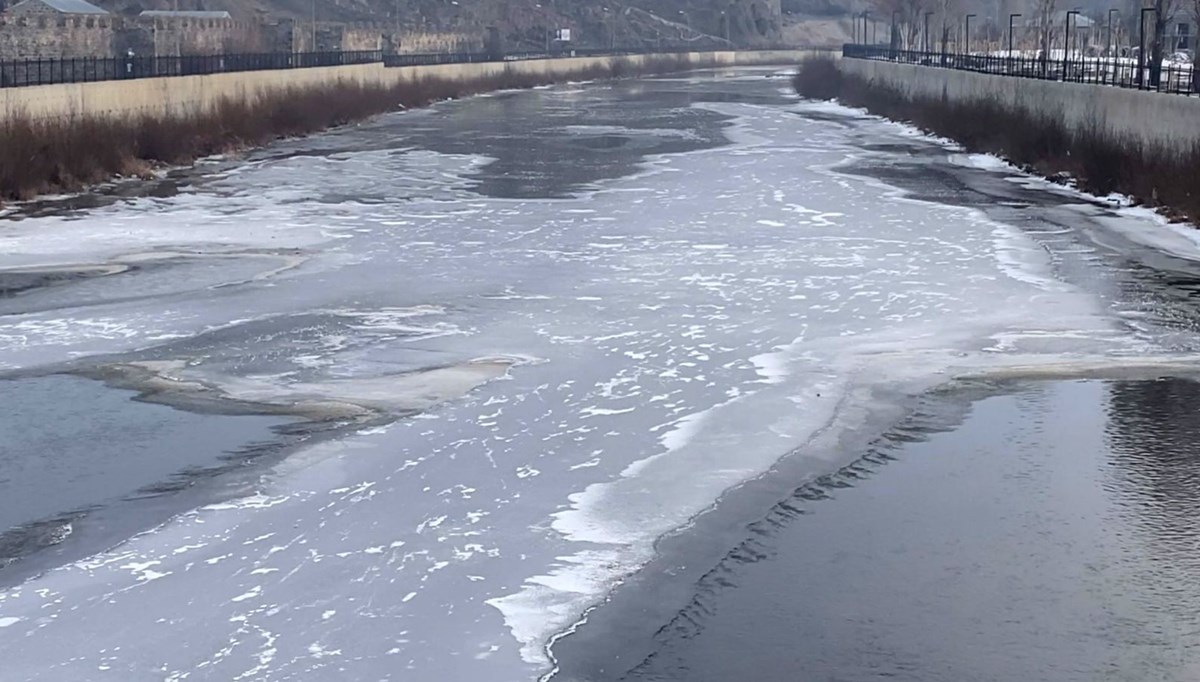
[0,15,115,59]
[0,16,382,59]
[147,17,269,56]
[6,1,64,17]
[318,23,383,51]
[385,30,482,54]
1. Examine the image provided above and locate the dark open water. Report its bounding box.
[552,377,1200,682]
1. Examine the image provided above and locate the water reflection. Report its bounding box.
[1106,378,1200,577]
[553,379,1200,682]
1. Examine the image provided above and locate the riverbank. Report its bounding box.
[792,57,1200,224]
[2,55,707,203]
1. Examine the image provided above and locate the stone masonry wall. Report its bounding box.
[149,18,268,56]
[277,21,384,52]
[385,30,481,54]
[0,15,115,59]
[0,17,323,59]
[0,15,480,59]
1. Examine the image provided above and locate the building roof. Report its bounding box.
[139,9,231,18]
[1023,11,1097,28]
[9,0,109,13]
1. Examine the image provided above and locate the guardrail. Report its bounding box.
[843,44,1200,96]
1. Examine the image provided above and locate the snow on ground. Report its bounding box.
[0,74,1185,682]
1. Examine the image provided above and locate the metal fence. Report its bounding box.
[383,52,495,67]
[0,50,382,88]
[382,46,701,68]
[0,45,793,89]
[843,44,1200,96]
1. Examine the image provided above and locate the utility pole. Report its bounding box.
[964,13,976,55]
[924,11,932,52]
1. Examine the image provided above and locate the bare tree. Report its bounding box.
[1034,0,1057,63]
[873,0,930,49]
[935,0,959,55]
[1148,0,1182,85]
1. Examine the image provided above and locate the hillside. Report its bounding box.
[97,0,849,50]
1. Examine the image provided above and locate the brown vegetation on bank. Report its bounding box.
[793,56,1200,223]
[0,55,694,202]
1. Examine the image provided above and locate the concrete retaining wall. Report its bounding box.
[0,49,818,122]
[840,57,1200,151]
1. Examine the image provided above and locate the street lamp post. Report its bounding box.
[1139,6,1156,88]
[892,10,899,52]
[1108,8,1118,84]
[965,13,976,56]
[1107,8,1118,57]
[1009,13,1021,71]
[605,6,615,49]
[1065,9,1080,80]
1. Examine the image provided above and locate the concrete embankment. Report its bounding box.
[839,57,1200,152]
[2,50,815,122]
[800,55,1200,223]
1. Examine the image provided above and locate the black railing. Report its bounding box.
[843,44,1200,96]
[383,52,494,67]
[0,50,383,88]
[0,45,801,89]
[382,46,714,68]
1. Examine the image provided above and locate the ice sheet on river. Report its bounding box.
[0,73,1173,681]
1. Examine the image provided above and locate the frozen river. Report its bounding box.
[2,68,1200,681]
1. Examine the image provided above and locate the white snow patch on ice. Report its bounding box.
[231,587,262,603]
[749,350,790,384]
[580,406,636,417]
